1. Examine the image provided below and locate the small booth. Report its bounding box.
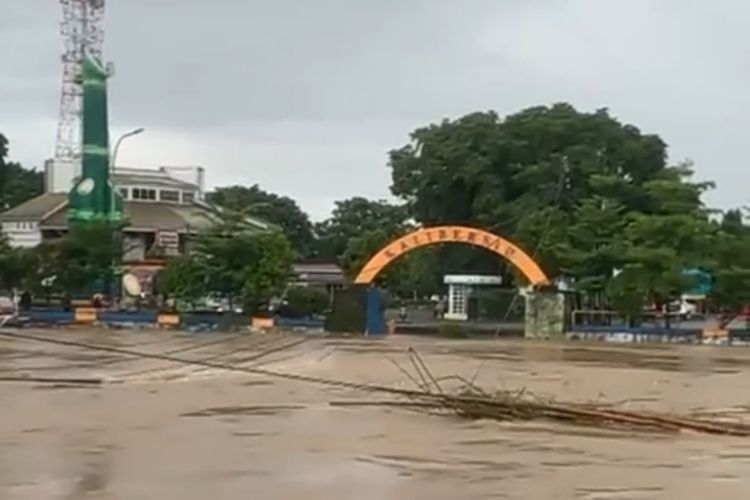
[444,274,504,321]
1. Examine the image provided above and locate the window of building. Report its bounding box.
[160,190,180,202]
[119,188,129,199]
[132,188,157,201]
[182,191,195,204]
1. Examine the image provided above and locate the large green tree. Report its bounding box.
[208,185,314,257]
[391,105,669,226]
[607,165,714,315]
[0,134,44,210]
[388,104,713,310]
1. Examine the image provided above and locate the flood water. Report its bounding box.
[2,328,750,499]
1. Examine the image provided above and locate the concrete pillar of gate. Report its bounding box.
[525,290,565,340]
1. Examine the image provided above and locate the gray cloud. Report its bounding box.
[2,0,749,219]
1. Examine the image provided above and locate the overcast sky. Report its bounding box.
[2,0,749,220]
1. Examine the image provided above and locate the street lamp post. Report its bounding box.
[108,127,144,305]
[111,127,145,172]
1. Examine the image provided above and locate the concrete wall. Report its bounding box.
[524,291,565,340]
[45,158,80,193]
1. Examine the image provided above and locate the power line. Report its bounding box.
[500,158,568,322]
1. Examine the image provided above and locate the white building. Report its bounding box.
[1,165,227,250]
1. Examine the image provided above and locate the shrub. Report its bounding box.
[282,286,330,317]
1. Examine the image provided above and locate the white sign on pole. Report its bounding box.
[443,275,504,286]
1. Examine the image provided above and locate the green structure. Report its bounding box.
[68,56,124,223]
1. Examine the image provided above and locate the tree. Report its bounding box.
[0,234,35,296]
[35,222,125,297]
[721,208,744,235]
[707,209,750,327]
[24,242,59,301]
[208,185,315,257]
[281,286,330,317]
[340,228,394,276]
[0,134,44,210]
[388,103,717,311]
[605,165,714,320]
[237,232,295,312]
[312,197,447,297]
[383,248,443,298]
[389,104,675,280]
[551,197,627,306]
[314,197,408,261]
[154,255,204,307]
[159,215,294,312]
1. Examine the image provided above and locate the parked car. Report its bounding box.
[666,298,701,320]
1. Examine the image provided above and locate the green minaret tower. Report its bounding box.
[68,56,124,223]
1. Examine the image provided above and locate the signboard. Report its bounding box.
[157,231,180,256]
[444,275,504,285]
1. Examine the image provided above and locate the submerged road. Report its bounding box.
[1,328,750,499]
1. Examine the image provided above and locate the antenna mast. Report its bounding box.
[55,0,105,176]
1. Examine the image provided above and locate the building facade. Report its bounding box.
[0,165,270,295]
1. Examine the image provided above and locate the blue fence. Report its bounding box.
[573,325,701,337]
[99,311,158,325]
[27,310,75,324]
[274,316,325,329]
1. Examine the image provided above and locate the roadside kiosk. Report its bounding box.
[444,275,504,321]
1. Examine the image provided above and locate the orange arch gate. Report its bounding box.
[352,226,550,334]
[355,225,550,286]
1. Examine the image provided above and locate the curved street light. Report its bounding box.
[108,127,145,301]
[111,127,145,172]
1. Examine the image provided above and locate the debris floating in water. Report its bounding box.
[2,330,748,437]
[334,349,750,437]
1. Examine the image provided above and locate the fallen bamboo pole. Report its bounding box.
[0,376,102,385]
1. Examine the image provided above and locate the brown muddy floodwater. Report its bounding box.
[2,329,750,499]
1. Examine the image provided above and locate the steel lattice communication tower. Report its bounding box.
[55,0,105,178]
